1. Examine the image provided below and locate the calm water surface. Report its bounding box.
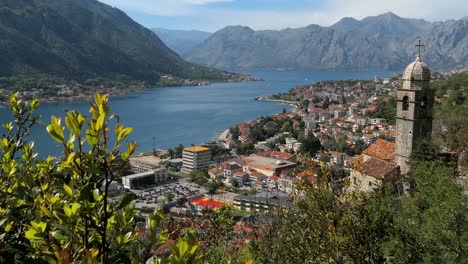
[0,70,394,157]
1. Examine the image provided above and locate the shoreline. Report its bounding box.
[218,129,230,141]
[0,76,263,108]
[255,96,300,110]
[216,96,300,142]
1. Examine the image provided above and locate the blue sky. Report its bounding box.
[99,0,468,32]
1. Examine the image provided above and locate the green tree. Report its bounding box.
[383,161,468,263]
[251,156,468,264]
[207,181,219,194]
[299,134,322,155]
[230,178,239,188]
[174,144,185,158]
[167,148,175,159]
[0,93,201,263]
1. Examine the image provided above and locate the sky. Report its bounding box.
[98,0,468,32]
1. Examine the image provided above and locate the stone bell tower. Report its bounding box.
[395,41,434,174]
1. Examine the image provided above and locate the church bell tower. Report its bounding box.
[395,41,434,174]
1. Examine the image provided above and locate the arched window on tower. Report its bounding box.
[402,96,409,111]
[421,96,427,108]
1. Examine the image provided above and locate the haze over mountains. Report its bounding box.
[181,13,467,71]
[0,0,228,84]
[152,28,211,56]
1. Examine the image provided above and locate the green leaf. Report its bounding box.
[40,206,52,218]
[117,127,133,142]
[0,218,7,227]
[25,228,41,241]
[63,204,72,218]
[52,230,68,241]
[32,221,47,233]
[96,114,105,131]
[120,152,129,161]
[47,124,65,143]
[85,129,98,146]
[65,113,80,136]
[71,203,80,215]
[64,184,73,198]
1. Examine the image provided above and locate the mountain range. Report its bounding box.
[152,28,211,56]
[0,0,230,86]
[183,13,468,71]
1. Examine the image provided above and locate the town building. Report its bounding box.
[242,154,296,177]
[233,192,291,213]
[122,167,168,190]
[129,154,162,174]
[348,46,435,191]
[181,146,211,173]
[349,139,399,191]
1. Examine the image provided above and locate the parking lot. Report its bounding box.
[132,178,206,210]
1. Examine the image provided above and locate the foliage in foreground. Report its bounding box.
[249,157,467,263]
[0,93,200,263]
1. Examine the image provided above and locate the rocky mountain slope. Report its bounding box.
[0,0,229,85]
[152,28,211,56]
[185,13,468,71]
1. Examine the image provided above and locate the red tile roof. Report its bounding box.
[362,139,395,161]
[269,176,280,182]
[361,157,399,180]
[271,151,295,160]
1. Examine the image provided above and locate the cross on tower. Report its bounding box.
[416,39,424,57]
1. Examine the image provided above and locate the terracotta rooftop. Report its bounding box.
[362,139,395,161]
[269,176,280,182]
[184,146,210,153]
[361,157,398,180]
[271,151,295,160]
[296,171,318,184]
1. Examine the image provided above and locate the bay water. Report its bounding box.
[0,70,394,157]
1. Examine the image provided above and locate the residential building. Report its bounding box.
[233,192,291,213]
[181,146,211,173]
[242,155,296,177]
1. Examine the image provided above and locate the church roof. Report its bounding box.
[361,157,399,180]
[362,139,395,161]
[402,55,430,81]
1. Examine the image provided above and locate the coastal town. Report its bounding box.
[0,0,466,262]
[111,62,466,252]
